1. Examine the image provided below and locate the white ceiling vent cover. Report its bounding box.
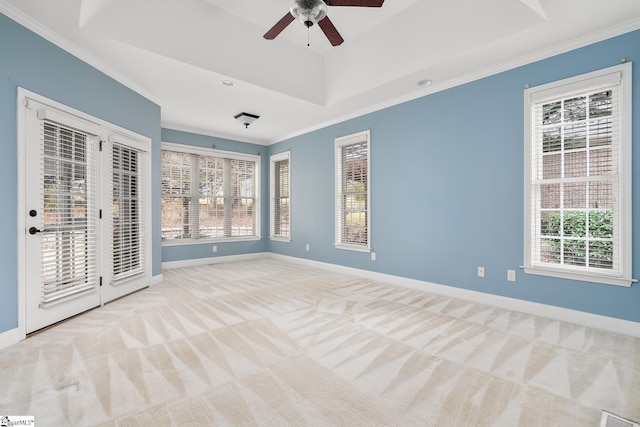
[601,411,640,427]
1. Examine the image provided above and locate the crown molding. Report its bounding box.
[161,122,271,147]
[0,2,163,107]
[271,17,640,145]
[2,1,639,146]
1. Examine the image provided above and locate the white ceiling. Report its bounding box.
[2,0,640,145]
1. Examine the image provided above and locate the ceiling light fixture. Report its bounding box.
[290,0,327,29]
[234,112,260,129]
[290,0,328,46]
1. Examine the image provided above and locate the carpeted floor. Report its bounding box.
[1,258,639,426]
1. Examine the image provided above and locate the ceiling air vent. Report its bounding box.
[601,411,640,427]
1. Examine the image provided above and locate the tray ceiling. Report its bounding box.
[1,0,639,144]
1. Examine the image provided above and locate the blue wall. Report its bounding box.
[2,9,638,335]
[268,30,640,323]
[0,13,162,335]
[161,128,269,263]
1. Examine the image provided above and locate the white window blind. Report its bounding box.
[161,144,259,242]
[524,63,633,286]
[335,130,370,251]
[40,120,99,305]
[111,143,145,282]
[270,151,290,241]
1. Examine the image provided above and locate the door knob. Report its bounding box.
[29,227,42,235]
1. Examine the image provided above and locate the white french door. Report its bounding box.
[23,103,102,333]
[20,90,150,334]
[101,135,149,302]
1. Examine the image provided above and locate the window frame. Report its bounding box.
[523,63,633,286]
[335,130,371,252]
[161,142,261,245]
[270,151,291,242]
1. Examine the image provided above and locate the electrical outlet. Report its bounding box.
[507,269,516,282]
[212,245,217,253]
[371,252,376,261]
[306,244,310,251]
[477,266,485,277]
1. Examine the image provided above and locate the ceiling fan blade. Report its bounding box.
[324,0,384,6]
[318,16,344,46]
[263,12,295,40]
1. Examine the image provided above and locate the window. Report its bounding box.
[270,151,291,241]
[161,143,260,242]
[524,63,632,286]
[335,130,370,252]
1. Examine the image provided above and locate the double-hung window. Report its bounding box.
[161,143,260,243]
[270,151,291,241]
[335,130,371,252]
[524,63,632,286]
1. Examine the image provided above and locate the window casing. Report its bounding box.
[270,151,291,241]
[524,63,632,286]
[335,130,371,252]
[161,143,260,243]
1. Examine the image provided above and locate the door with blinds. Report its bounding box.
[21,90,151,334]
[101,135,148,303]
[24,101,102,333]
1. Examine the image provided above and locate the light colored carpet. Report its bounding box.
[0,258,639,426]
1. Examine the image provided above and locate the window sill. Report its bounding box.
[162,236,261,246]
[270,236,291,243]
[334,243,371,253]
[523,265,635,287]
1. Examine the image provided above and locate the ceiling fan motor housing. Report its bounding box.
[290,0,327,27]
[297,0,322,9]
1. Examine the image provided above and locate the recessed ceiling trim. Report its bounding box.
[78,0,328,106]
[519,0,547,19]
[272,15,640,145]
[0,1,163,106]
[4,0,640,146]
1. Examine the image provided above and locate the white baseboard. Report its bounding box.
[266,253,640,338]
[162,252,267,270]
[150,273,163,286]
[0,327,24,351]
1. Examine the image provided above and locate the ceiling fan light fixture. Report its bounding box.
[290,0,327,27]
[234,112,260,129]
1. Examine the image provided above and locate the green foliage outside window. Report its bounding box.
[541,210,613,268]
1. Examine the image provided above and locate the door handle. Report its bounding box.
[29,227,42,235]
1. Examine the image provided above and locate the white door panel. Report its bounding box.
[102,138,148,302]
[24,103,101,333]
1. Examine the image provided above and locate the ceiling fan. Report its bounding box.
[264,0,385,47]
